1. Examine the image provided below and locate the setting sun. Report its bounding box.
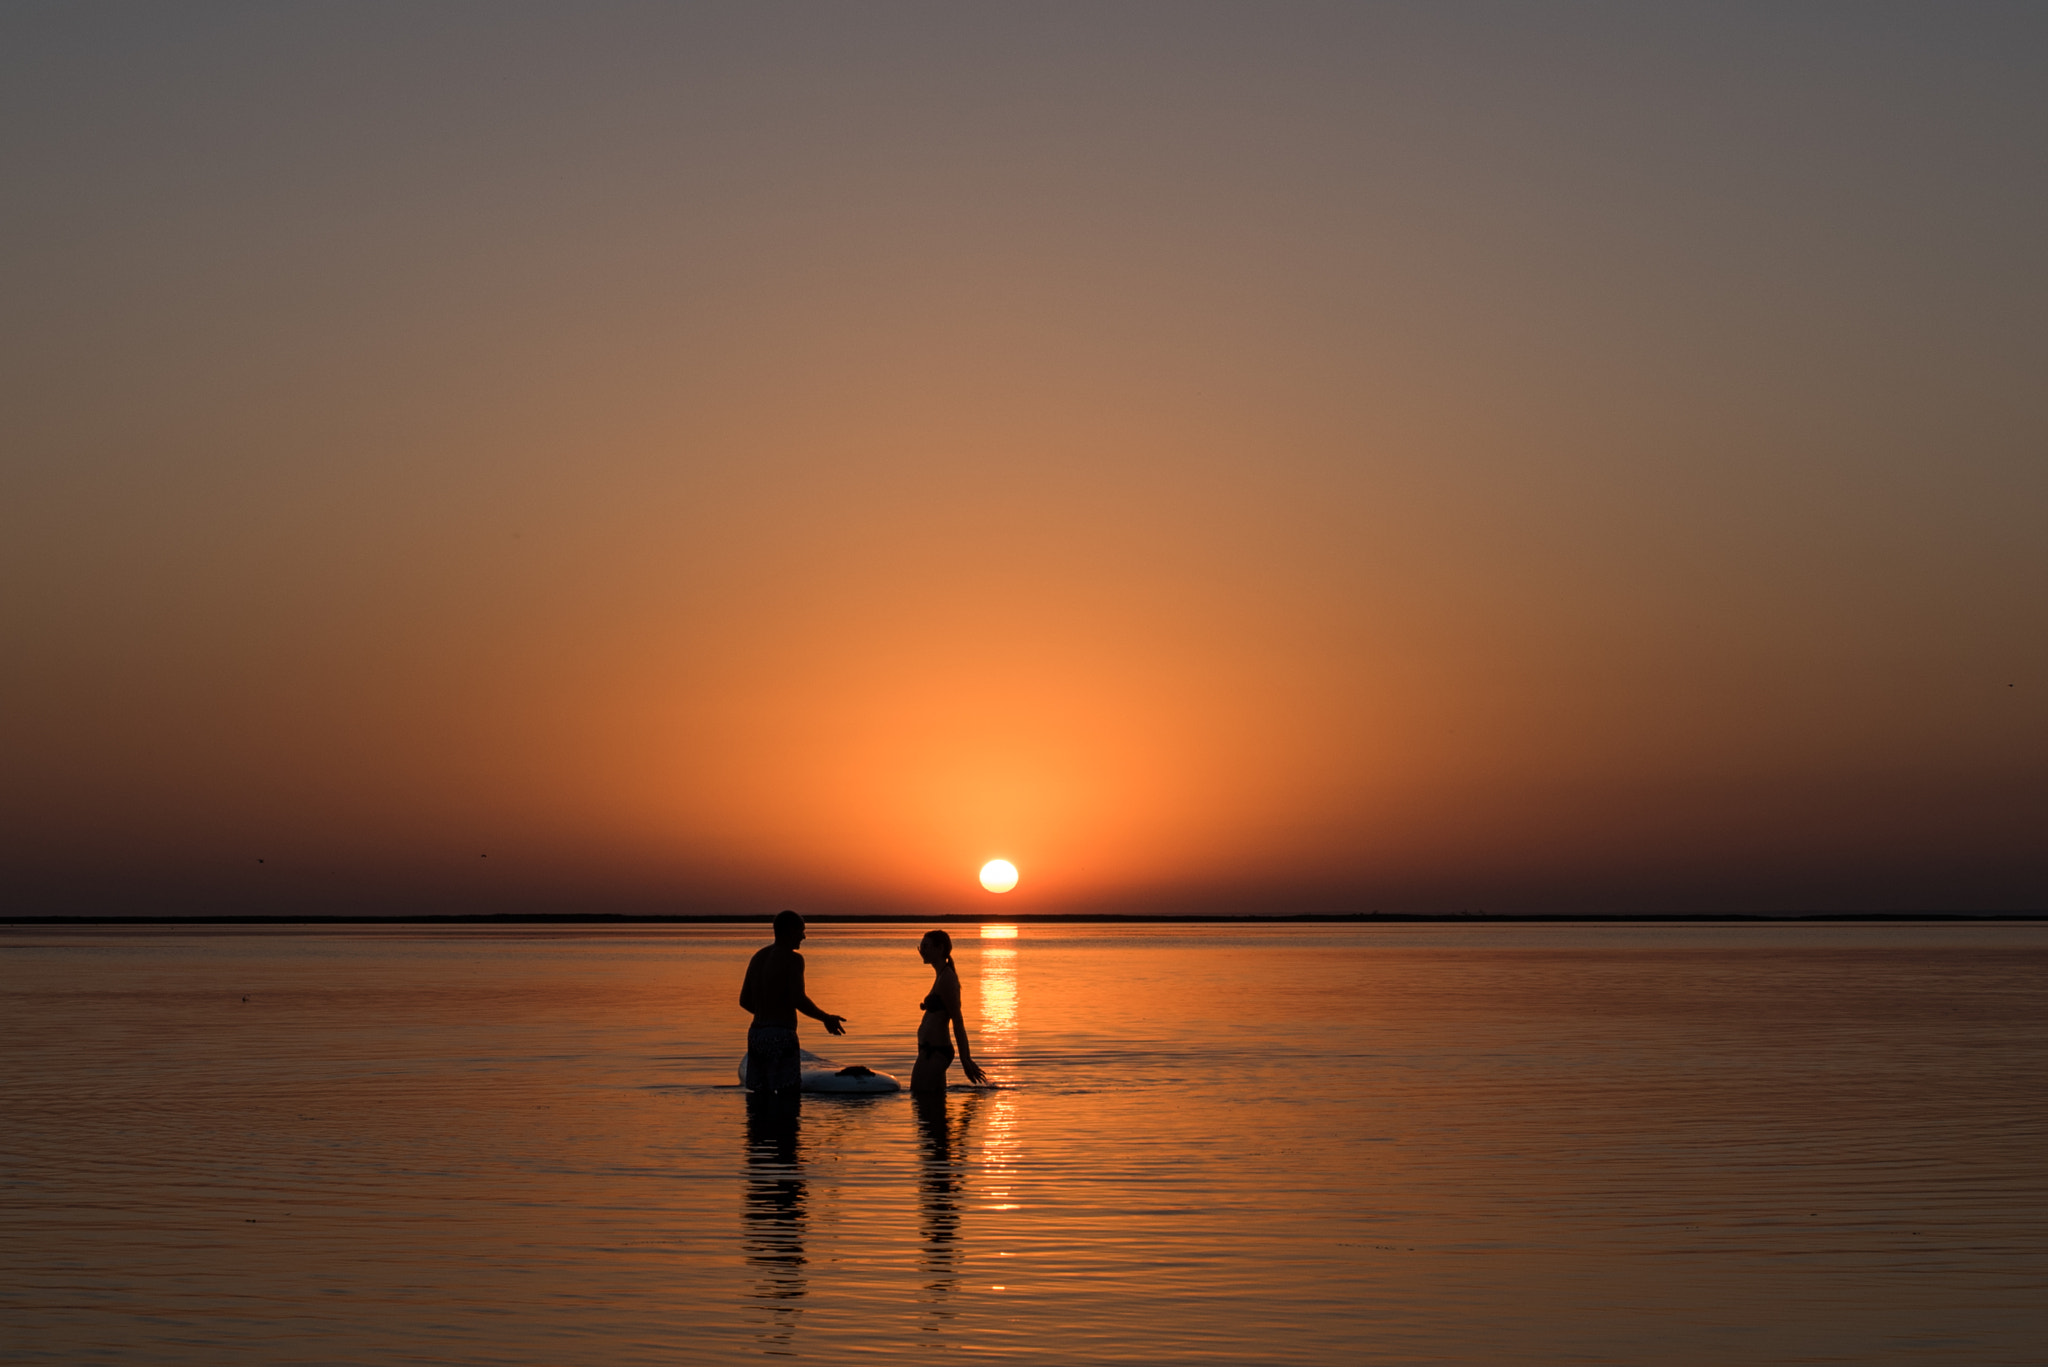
[979,859,1019,894]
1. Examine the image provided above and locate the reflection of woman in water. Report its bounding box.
[912,1088,981,1315]
[913,931,987,1092]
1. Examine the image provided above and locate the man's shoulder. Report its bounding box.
[748,943,801,965]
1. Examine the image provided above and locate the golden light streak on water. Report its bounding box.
[978,944,1017,1054]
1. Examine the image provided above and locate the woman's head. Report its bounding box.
[919,929,953,964]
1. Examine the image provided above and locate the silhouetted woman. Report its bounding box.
[912,930,987,1092]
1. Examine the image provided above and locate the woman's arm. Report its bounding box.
[950,1006,988,1085]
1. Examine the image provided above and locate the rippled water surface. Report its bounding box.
[5,921,2045,1364]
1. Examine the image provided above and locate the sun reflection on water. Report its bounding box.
[975,931,1022,1229]
[979,938,1017,1049]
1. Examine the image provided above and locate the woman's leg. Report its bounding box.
[910,1045,953,1093]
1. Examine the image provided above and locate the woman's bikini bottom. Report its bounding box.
[916,1012,953,1062]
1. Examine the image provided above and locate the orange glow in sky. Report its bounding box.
[1,8,2043,916]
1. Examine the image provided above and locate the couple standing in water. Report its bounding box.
[740,910,988,1093]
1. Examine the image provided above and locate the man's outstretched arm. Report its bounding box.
[798,996,847,1035]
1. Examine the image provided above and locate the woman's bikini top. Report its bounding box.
[920,972,958,1015]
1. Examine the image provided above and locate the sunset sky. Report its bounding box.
[3,3,2043,916]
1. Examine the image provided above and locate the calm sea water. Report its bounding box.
[4,921,2044,1364]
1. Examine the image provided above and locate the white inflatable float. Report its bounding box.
[738,1047,902,1094]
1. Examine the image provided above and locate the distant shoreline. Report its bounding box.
[4,911,2042,926]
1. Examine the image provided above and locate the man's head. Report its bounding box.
[772,909,805,947]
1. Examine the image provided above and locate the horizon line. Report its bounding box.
[4,911,2042,927]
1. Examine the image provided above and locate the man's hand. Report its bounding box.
[821,1013,848,1036]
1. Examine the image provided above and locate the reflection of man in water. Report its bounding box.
[740,910,847,1095]
[743,1092,806,1344]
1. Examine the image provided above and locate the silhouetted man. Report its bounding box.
[740,910,847,1095]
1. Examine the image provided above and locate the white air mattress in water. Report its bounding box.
[738,1048,902,1094]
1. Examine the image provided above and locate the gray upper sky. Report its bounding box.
[3,3,2044,914]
